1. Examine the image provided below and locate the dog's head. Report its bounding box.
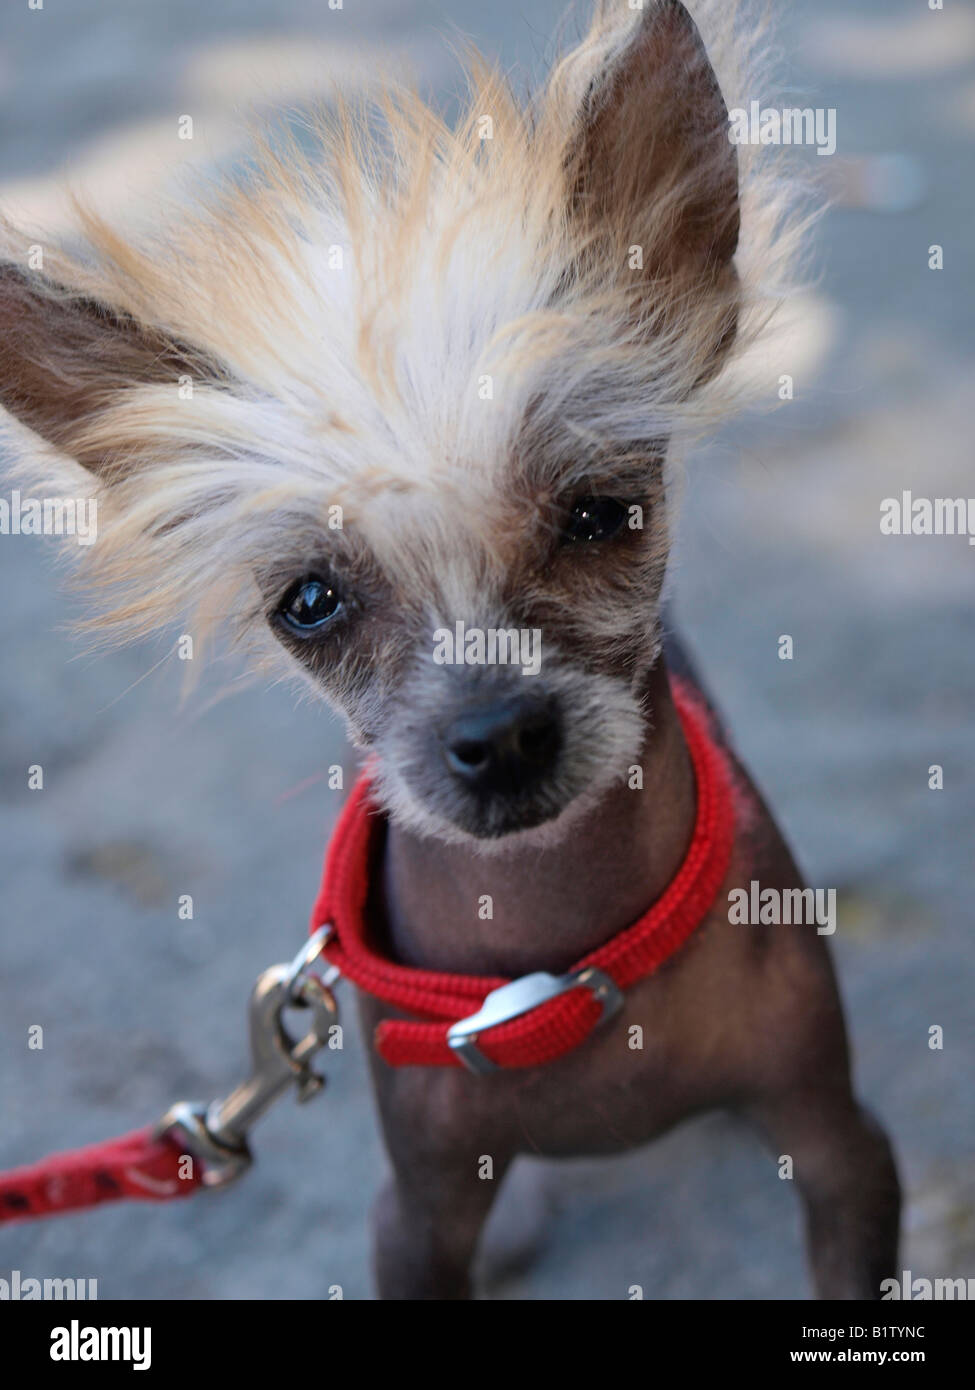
[0,2,773,847]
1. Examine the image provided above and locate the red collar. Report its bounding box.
[309,680,736,1072]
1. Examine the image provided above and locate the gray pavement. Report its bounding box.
[0,0,972,1299]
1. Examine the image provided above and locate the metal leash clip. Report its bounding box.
[155,925,340,1189]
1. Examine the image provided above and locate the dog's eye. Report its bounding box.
[562,497,627,543]
[277,575,342,632]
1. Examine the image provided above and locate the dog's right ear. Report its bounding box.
[0,262,217,476]
[553,0,740,384]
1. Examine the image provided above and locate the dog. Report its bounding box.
[0,0,899,1298]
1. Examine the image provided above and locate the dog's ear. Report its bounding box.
[0,262,217,475]
[561,0,740,379]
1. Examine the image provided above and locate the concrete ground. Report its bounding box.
[0,0,972,1299]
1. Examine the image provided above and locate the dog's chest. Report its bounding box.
[357,911,766,1161]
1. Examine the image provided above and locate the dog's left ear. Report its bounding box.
[560,0,740,381]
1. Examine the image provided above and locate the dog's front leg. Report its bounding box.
[372,1149,511,1300]
[746,1087,901,1299]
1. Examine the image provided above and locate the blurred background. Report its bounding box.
[0,0,972,1299]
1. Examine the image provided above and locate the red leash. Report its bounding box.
[312,680,736,1071]
[0,934,338,1225]
[0,1128,200,1226]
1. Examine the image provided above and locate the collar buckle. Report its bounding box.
[446,966,623,1074]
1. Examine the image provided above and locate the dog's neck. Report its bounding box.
[376,659,696,978]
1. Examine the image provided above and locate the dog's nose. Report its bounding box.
[444,696,560,793]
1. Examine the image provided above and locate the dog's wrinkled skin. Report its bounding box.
[0,0,898,1298]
